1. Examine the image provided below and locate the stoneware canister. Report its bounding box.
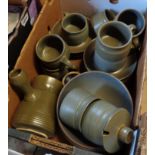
[9,69,62,138]
[36,34,76,70]
[115,9,145,48]
[91,9,116,33]
[61,13,89,46]
[93,21,133,72]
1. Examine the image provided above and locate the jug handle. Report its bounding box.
[62,71,80,85]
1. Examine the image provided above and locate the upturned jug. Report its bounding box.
[9,69,62,138]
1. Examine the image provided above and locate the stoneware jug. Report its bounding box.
[36,34,76,70]
[57,71,133,153]
[115,9,145,48]
[91,9,116,33]
[9,69,62,138]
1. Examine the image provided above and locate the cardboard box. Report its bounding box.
[8,0,41,71]
[8,0,147,154]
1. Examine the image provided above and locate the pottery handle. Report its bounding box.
[62,71,80,85]
[61,57,77,70]
[128,24,140,49]
[9,69,33,96]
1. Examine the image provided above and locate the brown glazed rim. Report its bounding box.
[56,71,133,152]
[36,34,67,63]
[97,21,132,50]
[115,9,146,38]
[61,13,88,34]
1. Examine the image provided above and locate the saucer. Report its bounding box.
[83,39,137,82]
[52,19,96,58]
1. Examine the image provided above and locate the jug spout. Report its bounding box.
[9,69,37,101]
[118,126,133,144]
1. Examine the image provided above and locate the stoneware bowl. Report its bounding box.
[57,71,133,152]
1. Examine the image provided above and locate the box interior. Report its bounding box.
[8,0,147,154]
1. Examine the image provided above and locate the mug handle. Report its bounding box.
[129,24,140,49]
[60,56,77,70]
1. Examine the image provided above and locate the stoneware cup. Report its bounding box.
[93,21,133,71]
[59,88,98,131]
[36,34,76,70]
[91,9,116,33]
[61,13,89,46]
[115,9,145,48]
[9,69,62,138]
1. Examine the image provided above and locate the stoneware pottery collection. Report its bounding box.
[9,69,62,138]
[9,8,145,154]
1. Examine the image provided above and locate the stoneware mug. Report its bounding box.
[91,9,116,33]
[9,69,63,138]
[115,9,145,48]
[81,99,133,153]
[36,34,76,70]
[93,21,133,72]
[61,13,89,46]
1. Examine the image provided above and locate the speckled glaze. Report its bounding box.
[9,69,63,138]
